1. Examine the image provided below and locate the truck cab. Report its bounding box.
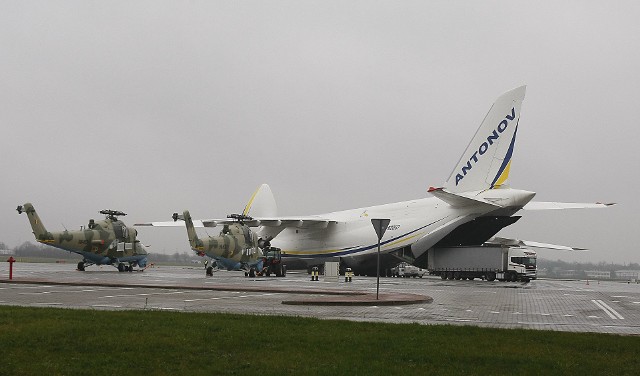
[508,248,537,281]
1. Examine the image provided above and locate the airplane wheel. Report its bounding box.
[128,265,133,272]
[282,265,287,277]
[118,263,125,272]
[77,262,85,271]
[249,268,256,278]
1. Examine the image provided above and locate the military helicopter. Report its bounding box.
[17,203,148,272]
[164,211,285,277]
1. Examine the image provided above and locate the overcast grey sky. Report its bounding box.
[1,1,636,264]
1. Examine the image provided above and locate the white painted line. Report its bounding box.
[592,300,624,320]
[445,318,478,322]
[92,304,122,308]
[597,300,624,320]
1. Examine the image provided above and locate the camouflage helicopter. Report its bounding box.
[17,203,148,272]
[142,211,285,277]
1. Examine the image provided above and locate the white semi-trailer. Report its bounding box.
[427,246,537,282]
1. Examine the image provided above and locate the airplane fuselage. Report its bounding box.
[270,188,536,274]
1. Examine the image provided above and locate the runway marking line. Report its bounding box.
[592,300,624,320]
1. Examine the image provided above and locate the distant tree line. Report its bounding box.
[3,240,640,271]
[2,241,199,264]
[538,258,640,272]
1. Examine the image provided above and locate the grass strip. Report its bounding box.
[0,305,638,375]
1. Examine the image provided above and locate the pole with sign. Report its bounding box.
[370,218,390,300]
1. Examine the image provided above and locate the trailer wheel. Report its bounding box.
[486,272,496,282]
[440,274,447,280]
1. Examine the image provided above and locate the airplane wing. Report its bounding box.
[136,216,338,229]
[201,217,338,229]
[135,219,206,227]
[487,236,587,251]
[522,202,615,210]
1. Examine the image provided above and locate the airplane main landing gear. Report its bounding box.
[77,261,85,271]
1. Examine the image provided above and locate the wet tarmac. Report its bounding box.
[1,262,639,335]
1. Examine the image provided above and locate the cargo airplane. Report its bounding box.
[138,86,613,275]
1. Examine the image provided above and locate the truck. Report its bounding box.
[390,262,427,278]
[427,246,537,282]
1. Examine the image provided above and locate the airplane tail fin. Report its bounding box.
[443,86,526,193]
[242,184,277,217]
[17,203,51,241]
[182,210,203,252]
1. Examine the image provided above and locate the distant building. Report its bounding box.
[584,270,611,279]
[556,269,579,278]
[615,270,639,280]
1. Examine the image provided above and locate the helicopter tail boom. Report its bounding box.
[182,210,203,253]
[17,203,52,242]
